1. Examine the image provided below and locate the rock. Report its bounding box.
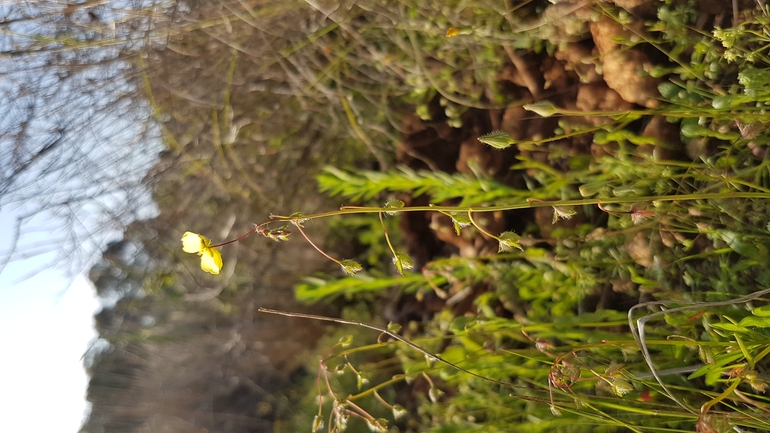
[590,15,660,107]
[601,49,661,108]
[576,82,634,124]
[590,14,650,56]
[590,16,632,56]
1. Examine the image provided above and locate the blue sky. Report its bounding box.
[0,80,158,433]
[0,145,158,433]
[0,229,99,433]
[0,4,161,431]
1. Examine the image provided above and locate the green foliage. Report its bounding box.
[296,273,429,303]
[318,165,521,205]
[283,2,770,430]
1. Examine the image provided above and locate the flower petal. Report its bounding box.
[200,247,223,275]
[182,232,205,253]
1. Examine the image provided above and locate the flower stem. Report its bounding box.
[210,224,259,248]
[379,211,398,262]
[466,208,499,241]
[294,223,341,265]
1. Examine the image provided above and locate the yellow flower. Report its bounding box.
[181,231,223,275]
[181,231,205,253]
[199,248,223,275]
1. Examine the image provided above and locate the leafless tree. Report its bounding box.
[0,0,174,277]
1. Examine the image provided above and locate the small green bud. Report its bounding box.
[478,130,515,149]
[523,101,558,117]
[552,206,577,223]
[357,372,370,389]
[450,213,472,235]
[265,226,291,242]
[335,411,349,432]
[497,231,523,252]
[723,48,740,63]
[392,252,414,275]
[387,322,402,333]
[366,418,388,433]
[340,259,363,275]
[312,415,324,432]
[289,212,308,227]
[579,181,605,197]
[392,404,408,420]
[384,199,405,215]
[711,94,744,110]
[416,104,431,121]
[713,27,738,49]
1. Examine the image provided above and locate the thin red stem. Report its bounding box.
[372,390,393,410]
[344,400,376,421]
[295,224,340,264]
[210,224,260,248]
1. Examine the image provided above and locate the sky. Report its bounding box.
[0,3,160,431]
[0,136,94,424]
[0,68,157,433]
[0,270,98,433]
[0,141,157,433]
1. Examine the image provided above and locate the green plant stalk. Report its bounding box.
[533,104,770,120]
[700,378,742,417]
[752,345,770,365]
[260,191,770,231]
[378,212,399,272]
[515,121,625,150]
[735,333,754,369]
[580,400,697,419]
[574,401,644,433]
[347,375,407,402]
[466,209,501,242]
